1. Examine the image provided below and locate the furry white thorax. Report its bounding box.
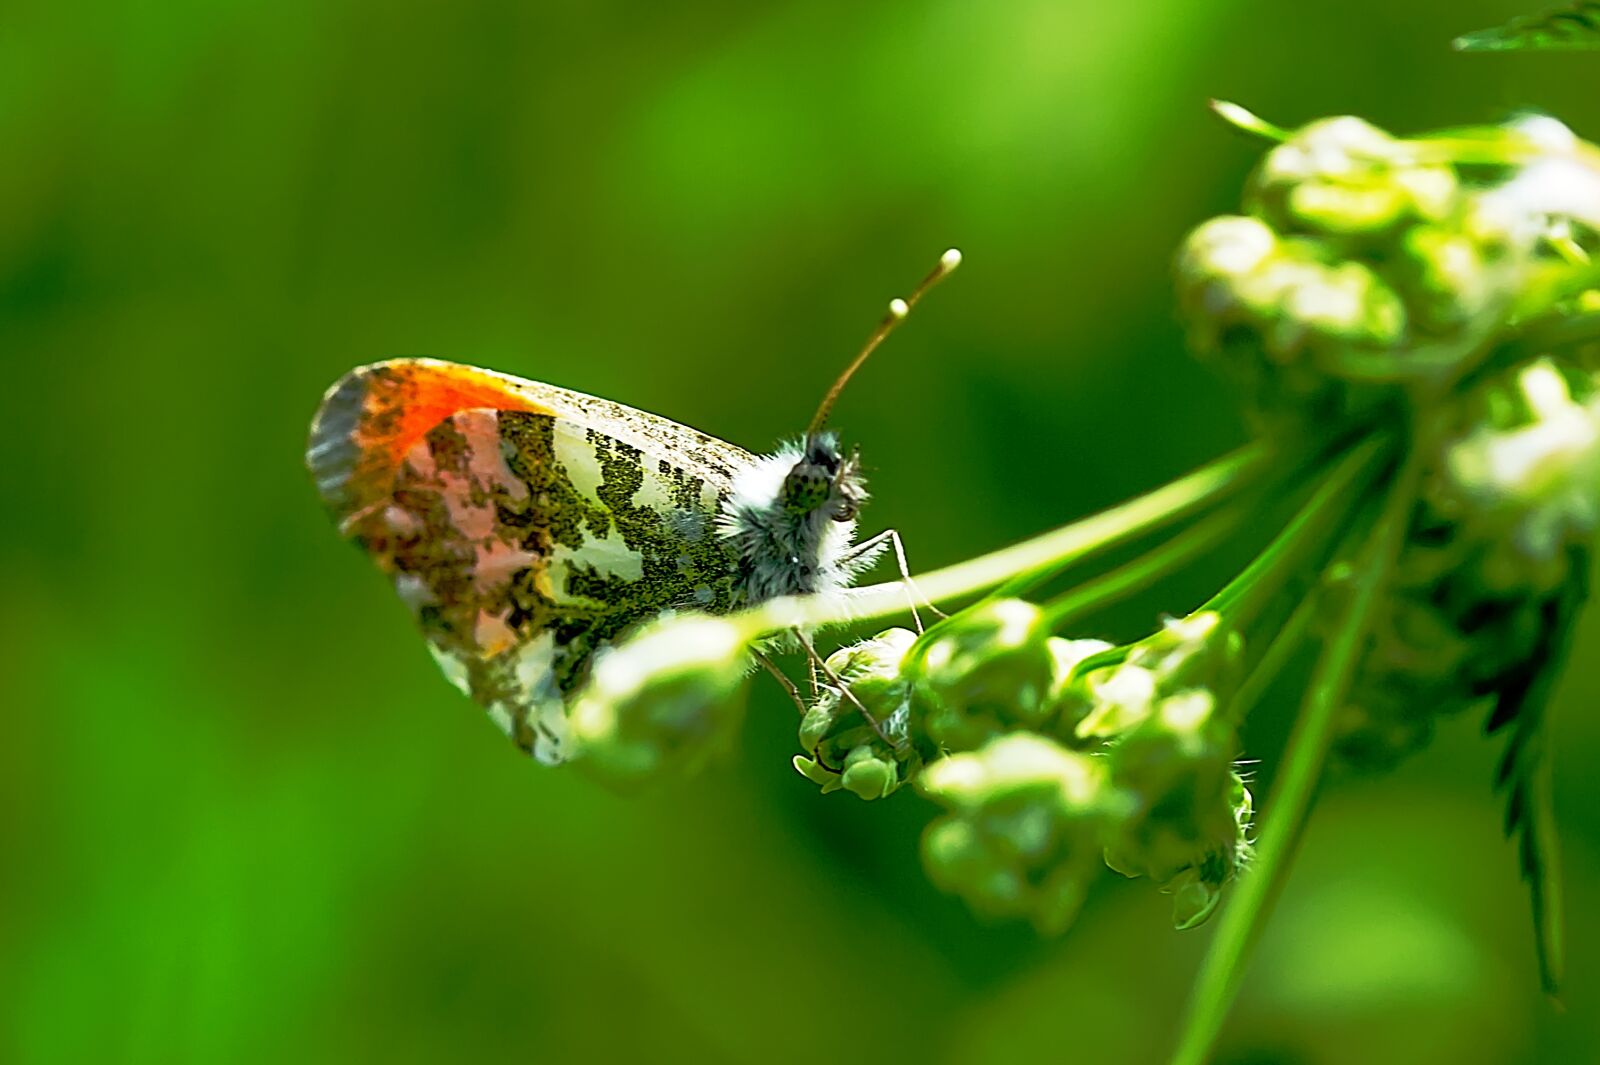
[716,433,885,604]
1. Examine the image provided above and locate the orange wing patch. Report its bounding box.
[308,358,552,531]
[307,358,746,764]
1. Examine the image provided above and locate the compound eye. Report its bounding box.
[782,464,831,514]
[832,500,858,522]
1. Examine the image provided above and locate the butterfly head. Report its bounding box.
[782,432,866,523]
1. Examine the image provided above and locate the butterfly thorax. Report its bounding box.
[718,432,870,603]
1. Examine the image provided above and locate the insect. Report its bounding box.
[307,249,960,764]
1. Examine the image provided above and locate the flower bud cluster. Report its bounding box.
[792,601,1253,933]
[915,599,1073,750]
[793,627,923,800]
[1101,694,1253,929]
[918,734,1112,934]
[1336,357,1600,769]
[1176,114,1600,419]
[1070,613,1253,926]
[1071,612,1244,739]
[569,614,751,788]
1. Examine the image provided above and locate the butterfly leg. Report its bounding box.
[795,629,894,747]
[845,528,944,632]
[752,649,809,716]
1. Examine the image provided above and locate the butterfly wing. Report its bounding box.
[308,358,754,764]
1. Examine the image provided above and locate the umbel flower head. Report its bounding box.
[918,734,1114,935]
[1441,359,1600,587]
[1334,354,1600,771]
[911,598,1058,751]
[569,614,751,788]
[793,627,922,800]
[1074,612,1243,739]
[458,104,1600,1027]
[1101,691,1253,929]
[1176,111,1600,421]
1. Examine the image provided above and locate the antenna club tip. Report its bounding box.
[888,298,910,319]
[939,247,963,273]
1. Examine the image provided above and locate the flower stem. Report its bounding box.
[1201,435,1390,631]
[1225,587,1319,727]
[993,442,1271,602]
[735,441,1273,639]
[1040,502,1248,629]
[1168,437,1422,1065]
[1061,436,1389,685]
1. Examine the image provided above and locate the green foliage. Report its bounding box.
[1455,3,1600,51]
[563,104,1600,1060]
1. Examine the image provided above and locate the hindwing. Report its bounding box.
[307,358,753,763]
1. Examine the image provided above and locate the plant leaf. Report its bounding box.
[1454,3,1600,51]
[1484,545,1588,995]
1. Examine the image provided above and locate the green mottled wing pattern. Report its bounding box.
[308,359,755,764]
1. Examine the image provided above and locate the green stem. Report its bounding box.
[1169,439,1423,1065]
[1463,309,1600,391]
[1062,436,1387,685]
[1201,436,1389,631]
[1225,587,1320,727]
[993,441,1272,601]
[1041,503,1248,629]
[733,440,1273,639]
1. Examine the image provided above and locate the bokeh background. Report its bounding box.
[5,2,1600,1062]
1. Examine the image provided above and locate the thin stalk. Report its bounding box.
[1041,503,1249,629]
[1061,437,1387,686]
[1201,436,1389,631]
[994,441,1272,601]
[1169,440,1424,1065]
[1225,588,1320,727]
[1456,309,1600,396]
[733,440,1273,639]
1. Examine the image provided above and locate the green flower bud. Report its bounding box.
[1043,636,1116,739]
[914,599,1056,751]
[839,744,898,800]
[1100,693,1252,928]
[1248,116,1456,237]
[1076,613,1242,739]
[1176,213,1407,392]
[570,614,750,788]
[917,734,1111,934]
[1395,224,1494,331]
[795,627,921,800]
[1441,360,1600,577]
[1246,250,1408,361]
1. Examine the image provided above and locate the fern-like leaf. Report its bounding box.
[1454,3,1600,51]
[1484,545,1588,995]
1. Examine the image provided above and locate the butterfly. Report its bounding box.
[306,250,959,764]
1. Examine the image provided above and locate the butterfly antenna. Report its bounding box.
[806,248,962,436]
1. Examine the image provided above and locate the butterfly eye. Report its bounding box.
[783,464,832,514]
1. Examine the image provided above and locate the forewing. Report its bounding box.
[308,358,752,763]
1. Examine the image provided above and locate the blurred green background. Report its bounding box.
[5,2,1600,1062]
